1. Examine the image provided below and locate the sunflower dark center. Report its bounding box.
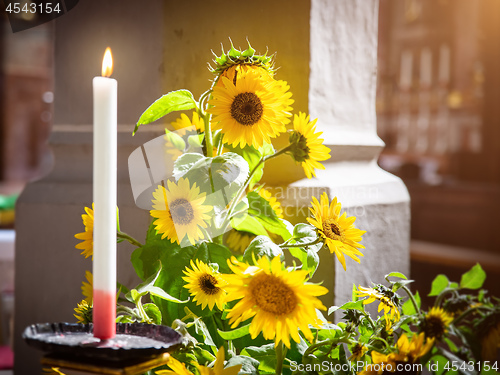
[249,274,297,316]
[169,198,194,225]
[230,92,263,126]
[198,274,220,295]
[322,219,342,240]
[423,316,447,339]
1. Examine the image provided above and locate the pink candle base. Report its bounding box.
[93,289,116,340]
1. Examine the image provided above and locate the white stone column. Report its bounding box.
[286,0,410,307]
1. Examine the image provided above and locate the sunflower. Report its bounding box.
[477,312,500,360]
[74,204,94,258]
[225,229,256,254]
[150,178,212,245]
[356,285,401,321]
[171,112,205,133]
[74,299,92,324]
[422,307,453,340]
[156,347,242,375]
[217,64,273,87]
[81,270,93,303]
[208,69,293,149]
[359,333,434,375]
[257,187,283,219]
[288,112,331,179]
[307,193,366,271]
[349,343,367,362]
[224,256,328,348]
[182,259,227,311]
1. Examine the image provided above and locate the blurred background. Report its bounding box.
[0,0,500,369]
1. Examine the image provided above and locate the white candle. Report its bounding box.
[92,47,117,340]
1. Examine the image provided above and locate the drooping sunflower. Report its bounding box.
[477,312,500,361]
[150,178,212,245]
[422,306,453,340]
[307,192,366,271]
[208,69,293,149]
[257,187,283,219]
[356,285,401,321]
[171,112,205,133]
[224,256,328,348]
[74,204,94,259]
[225,229,256,254]
[288,112,331,179]
[182,259,227,311]
[74,299,92,324]
[359,333,434,375]
[81,270,93,303]
[349,343,368,362]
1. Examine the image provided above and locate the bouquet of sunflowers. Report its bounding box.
[73,44,500,375]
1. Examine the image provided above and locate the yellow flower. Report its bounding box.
[208,69,293,149]
[257,187,283,219]
[182,259,227,311]
[307,193,365,271]
[74,204,94,259]
[224,256,328,348]
[356,285,400,321]
[150,178,212,245]
[217,64,273,87]
[81,270,93,303]
[422,307,453,340]
[171,112,205,133]
[156,347,242,375]
[288,112,331,179]
[155,355,193,375]
[359,333,434,375]
[225,229,255,254]
[198,347,242,375]
[349,343,367,362]
[74,299,92,324]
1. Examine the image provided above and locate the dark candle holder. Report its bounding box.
[23,322,182,373]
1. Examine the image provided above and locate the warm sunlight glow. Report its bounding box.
[101,47,113,77]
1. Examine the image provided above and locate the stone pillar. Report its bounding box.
[291,0,410,306]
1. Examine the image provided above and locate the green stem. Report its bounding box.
[402,285,421,316]
[453,305,492,325]
[275,342,285,375]
[204,113,214,157]
[117,231,143,248]
[279,237,322,248]
[223,144,294,230]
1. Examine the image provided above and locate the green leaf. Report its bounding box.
[225,355,260,375]
[217,324,250,340]
[339,300,364,311]
[241,344,275,374]
[460,263,486,290]
[385,271,408,280]
[246,191,291,240]
[243,236,283,264]
[429,274,450,296]
[288,245,320,277]
[134,90,197,134]
[173,153,206,180]
[231,212,268,237]
[402,291,421,315]
[143,303,162,324]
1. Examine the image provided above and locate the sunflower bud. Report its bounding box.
[211,43,275,78]
[288,130,311,163]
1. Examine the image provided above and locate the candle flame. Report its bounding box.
[101,47,113,77]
